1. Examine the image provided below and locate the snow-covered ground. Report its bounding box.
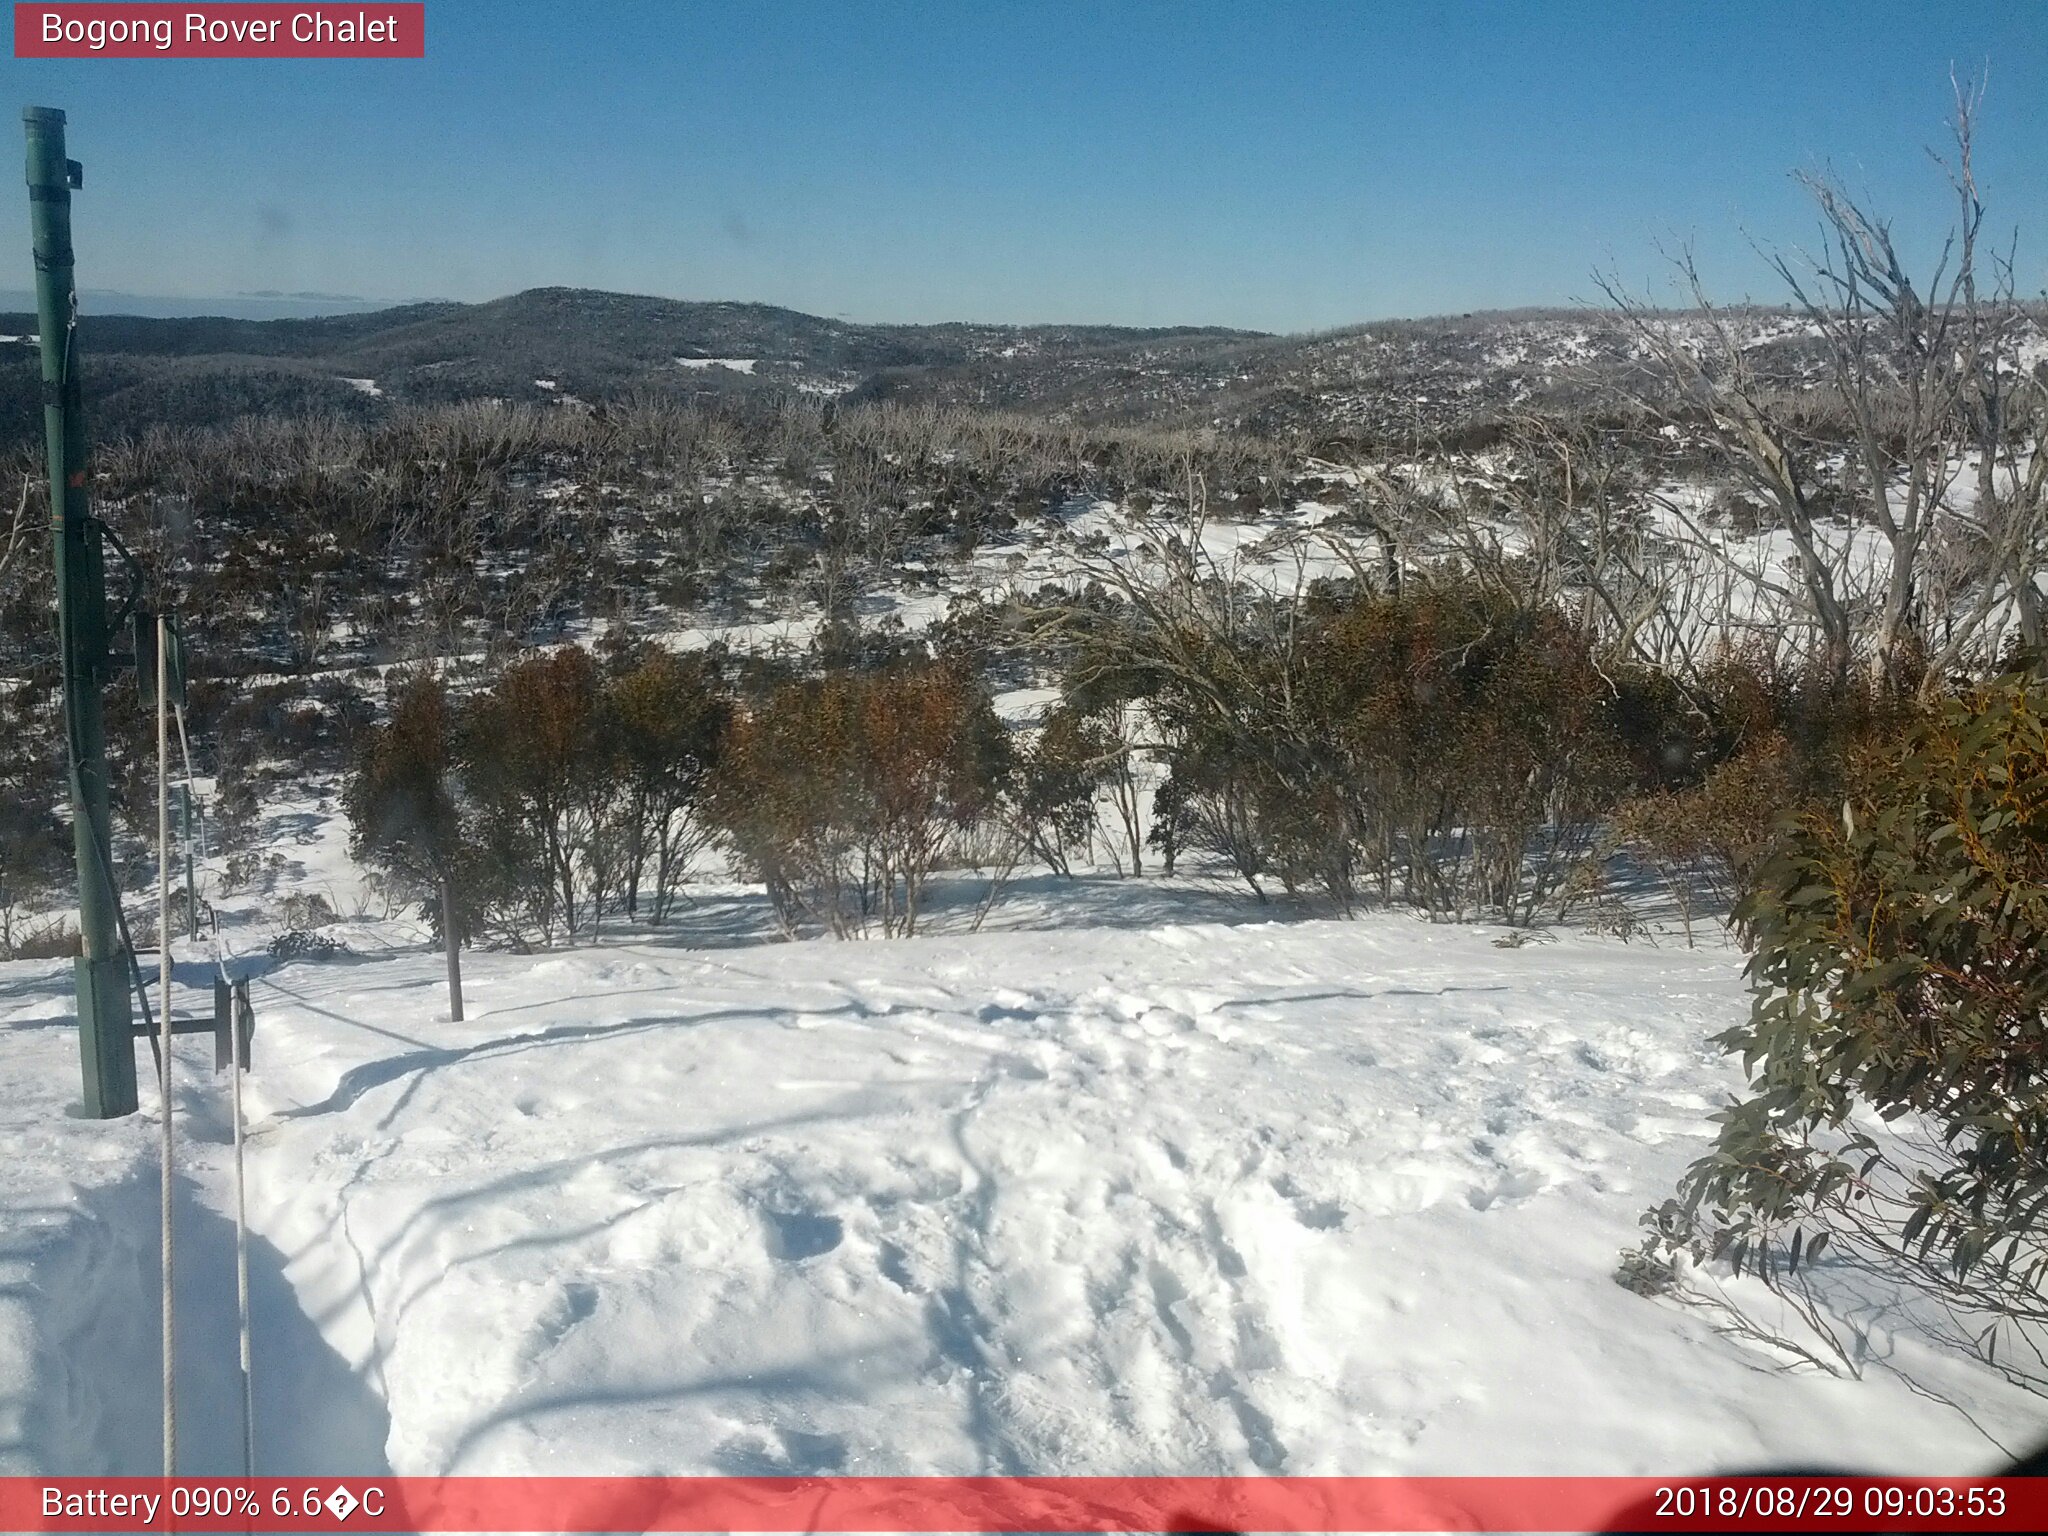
[7,286,2048,1511]
[6,449,2046,1488]
[4,880,2040,1481]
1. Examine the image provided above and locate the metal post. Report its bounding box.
[26,106,135,1118]
[441,874,464,1022]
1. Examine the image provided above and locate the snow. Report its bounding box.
[677,357,759,375]
[4,890,2038,1478]
[6,429,2047,1484]
[339,377,382,397]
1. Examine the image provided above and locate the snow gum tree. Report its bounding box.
[343,670,469,1019]
[458,647,619,943]
[601,641,730,924]
[709,662,1010,938]
[1010,702,1120,879]
[1600,83,2048,688]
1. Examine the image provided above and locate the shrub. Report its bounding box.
[1615,658,1920,942]
[458,647,621,941]
[1455,608,1640,922]
[602,643,730,922]
[348,645,734,949]
[344,671,470,935]
[2,915,76,961]
[710,662,1009,936]
[278,891,339,931]
[219,848,287,895]
[1644,664,2048,1381]
[1010,702,1118,877]
[1186,581,1653,919]
[0,780,69,943]
[269,927,344,962]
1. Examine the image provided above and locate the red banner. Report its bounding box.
[0,1476,2042,1533]
[13,4,424,58]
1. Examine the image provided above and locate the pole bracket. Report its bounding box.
[131,978,254,1074]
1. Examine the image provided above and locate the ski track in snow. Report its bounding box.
[6,907,2042,1479]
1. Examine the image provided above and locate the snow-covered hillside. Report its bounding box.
[4,884,2040,1480]
[4,322,2045,1494]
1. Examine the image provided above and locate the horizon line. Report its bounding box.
[0,282,1853,338]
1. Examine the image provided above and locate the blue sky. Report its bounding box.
[2,0,2043,331]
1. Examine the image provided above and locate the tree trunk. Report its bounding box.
[440,873,464,1023]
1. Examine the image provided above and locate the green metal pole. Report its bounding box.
[26,107,136,1119]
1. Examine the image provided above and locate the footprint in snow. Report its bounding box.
[712,1428,850,1475]
[976,988,1041,1023]
[1137,1006,1197,1039]
[1270,1173,1348,1230]
[1291,1199,1346,1230]
[512,1090,581,1118]
[762,1207,844,1261]
[529,1280,599,1356]
[876,1240,919,1293]
[1464,1168,1547,1211]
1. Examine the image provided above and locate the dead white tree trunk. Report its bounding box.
[0,479,29,588]
[1600,79,2036,689]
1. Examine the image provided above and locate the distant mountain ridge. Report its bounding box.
[4,284,1953,447]
[0,286,1269,442]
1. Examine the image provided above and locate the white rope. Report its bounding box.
[173,699,255,1477]
[229,968,252,1476]
[173,704,238,982]
[155,615,175,1476]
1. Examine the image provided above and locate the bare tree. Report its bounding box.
[0,478,30,590]
[1597,79,2042,686]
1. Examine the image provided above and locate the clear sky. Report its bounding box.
[1,0,2043,332]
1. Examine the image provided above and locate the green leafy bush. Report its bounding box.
[1011,702,1121,878]
[602,642,730,924]
[1647,664,2048,1378]
[1614,657,1920,943]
